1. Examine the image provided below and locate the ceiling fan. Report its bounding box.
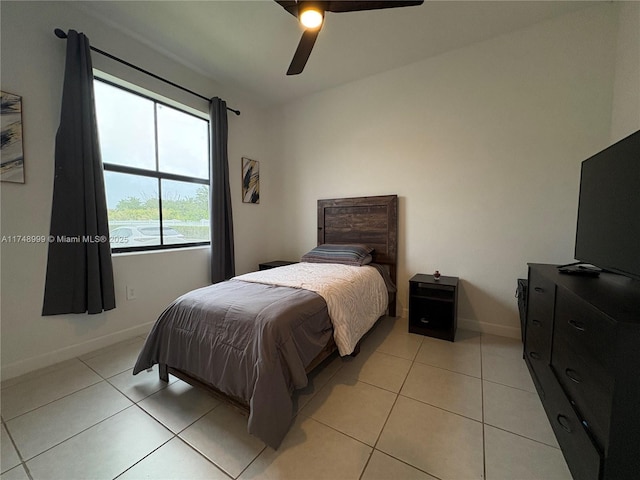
[276,1,424,75]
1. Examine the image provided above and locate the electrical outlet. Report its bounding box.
[126,285,137,300]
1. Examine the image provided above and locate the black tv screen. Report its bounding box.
[574,129,640,280]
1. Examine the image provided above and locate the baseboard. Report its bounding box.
[456,317,521,339]
[1,322,155,381]
[401,308,521,340]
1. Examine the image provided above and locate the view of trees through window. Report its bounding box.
[110,187,208,222]
[94,78,210,251]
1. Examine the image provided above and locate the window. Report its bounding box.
[94,78,210,252]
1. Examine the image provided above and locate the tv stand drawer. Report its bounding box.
[544,377,602,480]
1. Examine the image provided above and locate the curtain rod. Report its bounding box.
[54,28,241,116]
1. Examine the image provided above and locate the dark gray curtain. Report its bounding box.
[209,97,235,283]
[42,30,116,315]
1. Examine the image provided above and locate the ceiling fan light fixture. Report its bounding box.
[299,6,323,29]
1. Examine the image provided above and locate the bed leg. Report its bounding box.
[389,294,397,317]
[159,363,169,383]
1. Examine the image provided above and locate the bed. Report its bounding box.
[132,194,398,448]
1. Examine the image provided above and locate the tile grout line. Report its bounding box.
[230,444,267,480]
[284,325,400,479]
[370,326,418,450]
[151,398,256,480]
[176,432,241,480]
[356,449,375,480]
[378,333,486,430]
[485,423,563,450]
[77,355,135,382]
[480,337,563,465]
[3,342,217,478]
[8,357,188,472]
[0,359,84,392]
[394,391,484,425]
[88,346,244,478]
[368,329,486,478]
[369,328,445,480]
[2,343,143,478]
[480,333,487,480]
[103,373,170,405]
[112,435,176,480]
[134,384,223,437]
[0,337,144,391]
[1,416,34,480]
[3,377,106,423]
[481,376,537,394]
[291,352,344,422]
[371,390,400,451]
[13,404,137,467]
[369,449,447,480]
[412,357,483,380]
[114,399,233,479]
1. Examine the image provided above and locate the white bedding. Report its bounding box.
[234,262,388,355]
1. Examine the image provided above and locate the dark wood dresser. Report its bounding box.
[524,264,640,480]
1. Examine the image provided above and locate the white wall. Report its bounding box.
[0,1,276,380]
[610,1,640,142]
[1,1,635,380]
[267,4,621,337]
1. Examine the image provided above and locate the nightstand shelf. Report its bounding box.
[409,273,459,341]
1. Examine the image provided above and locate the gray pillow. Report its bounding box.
[301,244,373,266]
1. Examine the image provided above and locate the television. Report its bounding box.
[574,129,640,280]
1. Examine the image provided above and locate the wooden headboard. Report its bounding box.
[317,195,398,316]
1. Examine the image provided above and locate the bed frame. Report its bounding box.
[159,194,398,414]
[317,194,398,316]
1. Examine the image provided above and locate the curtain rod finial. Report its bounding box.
[54,28,67,39]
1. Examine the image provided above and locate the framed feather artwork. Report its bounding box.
[1,91,25,183]
[242,157,259,204]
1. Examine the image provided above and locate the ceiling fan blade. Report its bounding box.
[275,0,299,17]
[326,1,423,13]
[287,27,321,75]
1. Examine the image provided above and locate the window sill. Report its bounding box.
[112,244,209,257]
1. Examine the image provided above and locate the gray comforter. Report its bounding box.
[132,279,332,449]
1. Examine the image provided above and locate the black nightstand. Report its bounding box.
[409,273,459,341]
[258,260,297,271]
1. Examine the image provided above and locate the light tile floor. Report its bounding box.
[0,316,572,480]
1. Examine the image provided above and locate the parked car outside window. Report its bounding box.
[110,226,185,246]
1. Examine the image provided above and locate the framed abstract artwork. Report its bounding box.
[1,91,25,183]
[242,157,259,204]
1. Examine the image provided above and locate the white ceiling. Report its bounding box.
[75,0,597,108]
